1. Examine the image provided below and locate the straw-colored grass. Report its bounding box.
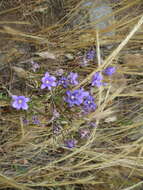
[1,0,143,189]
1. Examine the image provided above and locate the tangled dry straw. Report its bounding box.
[1,0,143,189]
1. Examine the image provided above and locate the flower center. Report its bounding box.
[87,101,91,104]
[18,99,23,104]
[46,80,49,84]
[71,95,75,100]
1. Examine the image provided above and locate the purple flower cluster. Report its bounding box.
[58,72,78,88]
[104,66,116,76]
[86,50,96,60]
[80,49,96,67]
[63,67,116,113]
[11,65,115,113]
[91,67,116,87]
[40,71,79,90]
[91,72,103,87]
[64,88,96,113]
[64,88,89,107]
[10,64,116,149]
[65,139,77,148]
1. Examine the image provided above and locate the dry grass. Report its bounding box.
[1,0,143,189]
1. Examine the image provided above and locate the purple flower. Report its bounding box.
[58,72,79,88]
[65,139,77,148]
[86,50,96,60]
[79,129,90,138]
[32,115,40,125]
[89,122,96,128]
[53,125,62,135]
[83,95,96,112]
[23,118,29,125]
[41,72,57,90]
[53,109,60,118]
[12,95,30,110]
[64,88,89,107]
[104,66,116,76]
[91,72,103,87]
[58,76,68,88]
[67,72,79,86]
[31,61,40,72]
[50,109,60,122]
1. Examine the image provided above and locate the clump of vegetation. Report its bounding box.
[1,0,143,190]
